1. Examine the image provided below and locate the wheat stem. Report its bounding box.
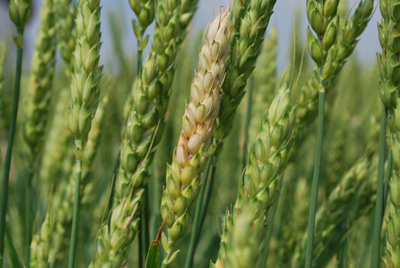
[196,164,216,244]
[184,155,213,268]
[68,160,82,268]
[25,169,33,264]
[305,90,325,268]
[371,106,387,268]
[0,27,24,267]
[6,224,21,268]
[106,152,120,225]
[66,82,83,261]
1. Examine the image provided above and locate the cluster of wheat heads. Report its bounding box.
[1,0,399,267]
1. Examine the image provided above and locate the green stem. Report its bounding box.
[338,236,349,268]
[258,176,283,268]
[140,184,150,268]
[383,149,392,212]
[25,169,33,265]
[195,164,217,245]
[6,222,22,268]
[106,150,120,226]
[371,106,387,268]
[139,232,144,268]
[305,90,325,268]
[137,28,146,268]
[0,29,24,267]
[242,77,254,170]
[68,159,83,268]
[136,31,145,268]
[143,183,150,257]
[184,156,213,268]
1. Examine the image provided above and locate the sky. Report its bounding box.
[0,0,382,72]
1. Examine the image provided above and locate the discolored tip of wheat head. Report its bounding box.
[175,8,231,169]
[161,7,232,265]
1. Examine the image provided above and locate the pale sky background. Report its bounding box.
[0,0,381,72]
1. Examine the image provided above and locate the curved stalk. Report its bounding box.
[68,160,82,268]
[25,169,33,264]
[196,164,217,244]
[184,156,213,268]
[305,89,325,268]
[0,28,24,267]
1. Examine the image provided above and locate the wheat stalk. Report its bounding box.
[29,97,107,266]
[67,0,102,266]
[22,0,57,262]
[293,153,374,267]
[0,0,32,264]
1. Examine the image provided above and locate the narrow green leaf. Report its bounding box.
[145,241,160,268]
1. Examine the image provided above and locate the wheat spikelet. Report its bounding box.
[115,0,199,205]
[23,0,57,167]
[55,0,75,80]
[212,0,277,151]
[296,0,374,133]
[214,79,294,267]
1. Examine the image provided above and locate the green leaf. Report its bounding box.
[145,241,160,268]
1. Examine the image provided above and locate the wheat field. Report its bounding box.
[0,0,397,267]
